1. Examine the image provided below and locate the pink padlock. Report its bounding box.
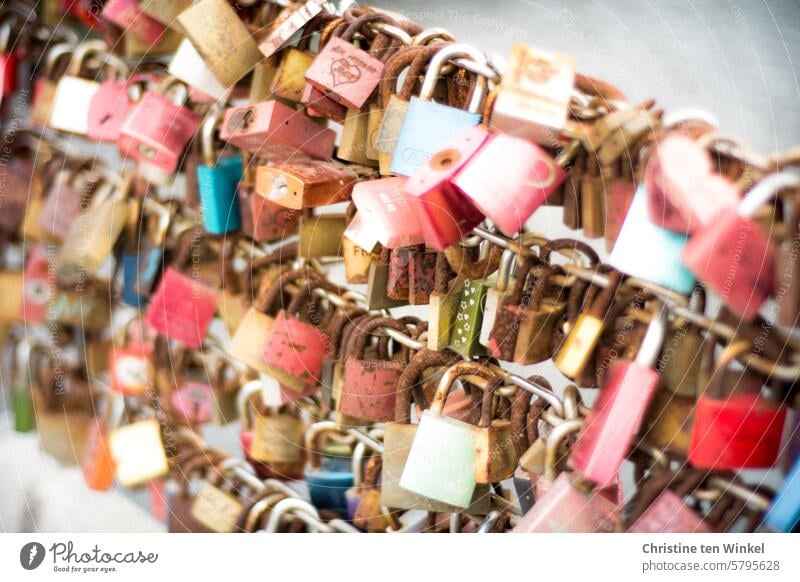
[220,100,335,162]
[304,24,385,110]
[404,126,490,250]
[339,318,407,423]
[145,268,217,348]
[87,78,140,142]
[453,133,567,236]
[262,283,330,393]
[350,177,424,249]
[102,0,166,45]
[118,78,202,173]
[645,135,739,234]
[627,470,712,533]
[170,382,214,425]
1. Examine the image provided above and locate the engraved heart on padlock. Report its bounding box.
[330,57,362,87]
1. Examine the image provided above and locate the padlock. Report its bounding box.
[473,376,518,484]
[532,418,584,501]
[121,198,172,307]
[428,253,459,350]
[340,317,407,423]
[102,0,167,45]
[683,171,799,320]
[36,163,100,242]
[626,469,712,533]
[0,14,17,97]
[55,173,132,285]
[139,0,192,29]
[342,207,375,284]
[659,286,707,397]
[448,278,490,358]
[145,267,217,348]
[569,304,668,487]
[50,42,127,135]
[580,152,606,239]
[109,410,169,487]
[239,185,300,243]
[687,339,786,469]
[168,450,226,532]
[220,100,335,161]
[29,43,74,128]
[299,212,347,260]
[302,82,348,122]
[189,460,250,533]
[609,184,698,294]
[256,160,357,209]
[87,73,144,142]
[454,135,576,237]
[400,361,502,508]
[765,454,800,532]
[349,177,424,248]
[645,134,740,235]
[170,382,214,426]
[304,421,355,516]
[391,44,488,177]
[197,109,243,235]
[273,45,315,103]
[403,125,489,249]
[387,246,412,302]
[168,39,231,103]
[12,341,36,433]
[512,265,569,365]
[177,0,262,88]
[304,16,387,110]
[553,270,622,380]
[353,451,398,532]
[118,77,202,173]
[512,471,618,532]
[489,43,576,147]
[258,0,326,59]
[262,278,331,393]
[80,390,124,491]
[108,320,154,396]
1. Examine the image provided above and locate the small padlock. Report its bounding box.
[197,108,243,235]
[256,160,357,209]
[349,176,424,248]
[303,421,355,516]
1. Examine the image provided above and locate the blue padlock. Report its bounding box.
[304,422,354,516]
[197,109,243,234]
[765,454,800,532]
[390,44,489,177]
[121,201,172,307]
[608,183,697,294]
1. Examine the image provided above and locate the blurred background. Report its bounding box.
[1,0,798,532]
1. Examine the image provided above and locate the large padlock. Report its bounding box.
[391,44,488,177]
[87,73,144,143]
[220,99,335,161]
[118,77,202,173]
[609,184,698,294]
[400,362,502,509]
[108,410,169,487]
[683,171,798,320]
[489,42,576,147]
[177,0,262,88]
[197,108,243,235]
[168,38,230,102]
[569,304,668,487]
[145,267,217,348]
[687,339,786,470]
[348,176,424,248]
[256,160,357,209]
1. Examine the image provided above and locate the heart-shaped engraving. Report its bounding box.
[330,57,362,87]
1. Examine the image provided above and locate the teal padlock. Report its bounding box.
[197,109,243,235]
[390,44,489,177]
[303,422,354,516]
[399,362,501,509]
[608,184,696,294]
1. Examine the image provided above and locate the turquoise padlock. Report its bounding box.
[765,455,800,532]
[399,362,500,509]
[608,183,696,294]
[197,109,243,235]
[303,422,354,516]
[390,44,488,177]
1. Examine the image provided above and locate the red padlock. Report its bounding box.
[453,134,569,236]
[682,172,798,320]
[118,77,202,173]
[0,15,18,97]
[262,279,331,393]
[145,268,217,348]
[220,100,335,162]
[404,125,490,250]
[340,317,407,422]
[688,339,786,470]
[569,305,667,487]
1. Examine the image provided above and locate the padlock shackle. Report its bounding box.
[419,44,487,102]
[236,380,265,430]
[738,170,800,218]
[635,302,668,368]
[543,418,583,483]
[349,315,407,360]
[430,361,501,416]
[200,107,226,167]
[395,349,459,424]
[704,338,753,399]
[264,497,321,533]
[304,420,354,468]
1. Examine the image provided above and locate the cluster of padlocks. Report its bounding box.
[0,0,799,533]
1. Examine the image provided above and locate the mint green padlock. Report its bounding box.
[399,361,501,509]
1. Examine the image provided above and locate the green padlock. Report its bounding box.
[448,278,490,357]
[12,341,35,433]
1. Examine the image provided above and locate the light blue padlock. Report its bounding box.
[390,44,489,177]
[197,109,243,235]
[608,183,696,294]
[765,455,800,532]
